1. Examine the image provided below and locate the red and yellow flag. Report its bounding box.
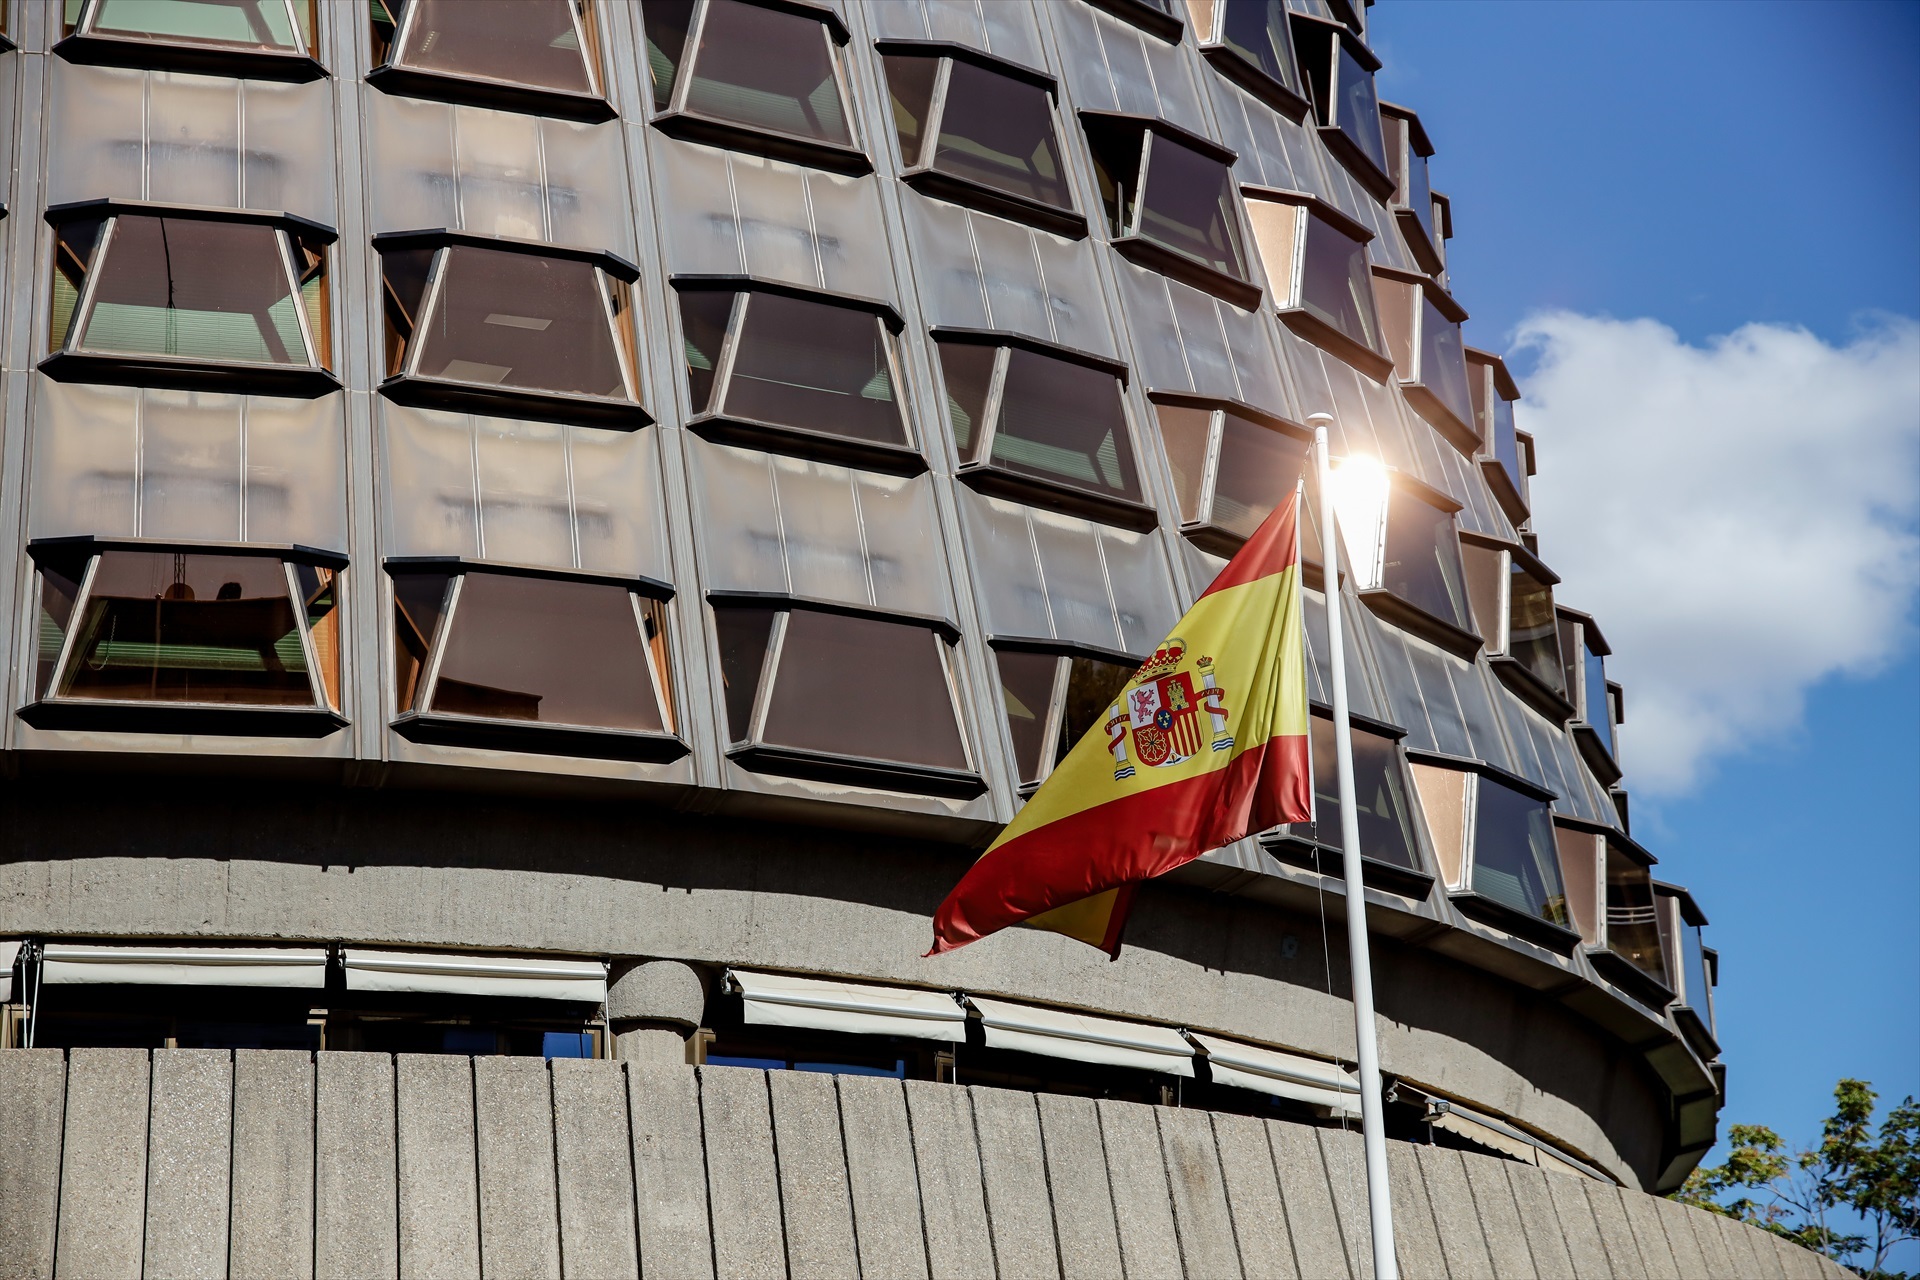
[929,490,1313,958]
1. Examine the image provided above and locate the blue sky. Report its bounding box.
[1371,0,1920,1264]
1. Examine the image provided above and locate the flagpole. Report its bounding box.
[1310,413,1399,1280]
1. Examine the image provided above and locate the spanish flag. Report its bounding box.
[929,490,1313,958]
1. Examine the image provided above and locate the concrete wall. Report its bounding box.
[0,1048,1836,1280]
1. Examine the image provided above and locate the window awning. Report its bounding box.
[726,969,965,1042]
[1,941,21,1002]
[962,996,1194,1077]
[41,943,327,989]
[1408,1087,1612,1182]
[344,949,606,1003]
[1187,1032,1361,1116]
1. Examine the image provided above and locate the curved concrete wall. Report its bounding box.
[0,1049,1839,1280]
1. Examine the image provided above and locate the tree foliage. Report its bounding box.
[1675,1079,1919,1278]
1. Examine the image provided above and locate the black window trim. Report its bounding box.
[20,534,350,738]
[385,556,687,763]
[646,0,870,177]
[708,591,984,799]
[367,0,615,124]
[1352,470,1481,661]
[1194,0,1311,122]
[373,228,649,431]
[670,274,921,475]
[1459,531,1576,723]
[1242,185,1393,382]
[932,325,1156,532]
[56,0,327,82]
[42,199,341,398]
[1288,12,1393,202]
[1078,109,1261,311]
[1147,389,1309,559]
[874,39,1086,239]
[1263,704,1436,899]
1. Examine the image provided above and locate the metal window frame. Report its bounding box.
[1290,12,1393,201]
[1244,186,1393,381]
[984,640,1146,794]
[1197,0,1311,122]
[57,0,326,83]
[1348,469,1480,660]
[1146,390,1311,559]
[369,0,615,123]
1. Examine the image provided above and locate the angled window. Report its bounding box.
[713,600,981,797]
[1244,188,1390,380]
[390,563,681,761]
[1187,0,1308,119]
[1378,103,1442,274]
[1588,834,1674,1009]
[879,43,1080,236]
[1372,266,1474,452]
[1080,112,1258,309]
[1654,883,1716,1056]
[1289,13,1391,200]
[1411,757,1577,951]
[1329,460,1477,656]
[1558,607,1620,783]
[1466,347,1528,520]
[1268,711,1430,895]
[377,232,645,429]
[676,280,914,472]
[935,330,1149,528]
[57,0,323,80]
[1153,395,1309,557]
[24,540,344,736]
[1086,0,1183,42]
[45,204,336,397]
[369,0,611,122]
[641,0,865,173]
[1458,534,1571,720]
[1550,821,1603,948]
[993,646,1137,792]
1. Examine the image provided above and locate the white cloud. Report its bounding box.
[1511,311,1920,796]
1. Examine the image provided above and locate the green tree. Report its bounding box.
[1675,1079,1918,1278]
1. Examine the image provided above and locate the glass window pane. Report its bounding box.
[1299,214,1381,353]
[429,574,664,732]
[930,60,1071,212]
[1553,826,1600,946]
[1287,716,1420,869]
[1153,404,1213,525]
[937,342,998,462]
[1470,777,1569,928]
[1582,641,1613,755]
[1490,395,1523,498]
[678,0,850,145]
[395,0,595,95]
[996,648,1058,786]
[409,247,628,400]
[76,218,309,367]
[1137,136,1248,280]
[1381,487,1470,628]
[1211,413,1307,543]
[1507,564,1563,693]
[36,564,87,700]
[1057,656,1134,767]
[88,0,300,49]
[760,610,968,770]
[677,290,733,415]
[1405,150,1434,241]
[714,606,777,742]
[641,0,695,110]
[1417,296,1472,427]
[992,350,1141,504]
[721,294,905,445]
[295,564,342,712]
[880,53,937,165]
[1218,0,1298,93]
[1605,846,1667,988]
[394,571,453,711]
[59,552,317,707]
[1333,44,1387,174]
[1682,924,1711,1023]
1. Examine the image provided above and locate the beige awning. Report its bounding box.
[963,996,1194,1077]
[1188,1032,1361,1116]
[728,969,964,1041]
[344,949,606,1002]
[41,943,327,989]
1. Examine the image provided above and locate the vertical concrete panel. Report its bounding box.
[1158,1107,1241,1280]
[1577,1179,1646,1280]
[904,1079,995,1280]
[1413,1145,1496,1280]
[766,1070,858,1280]
[1268,1121,1350,1280]
[230,1050,315,1280]
[1209,1113,1299,1280]
[1613,1184,1681,1279]
[395,1054,480,1280]
[474,1056,562,1280]
[54,1048,150,1280]
[1318,1129,1378,1280]
[315,1052,398,1280]
[1773,1235,1828,1280]
[973,1087,1062,1280]
[1503,1165,1576,1279]
[1694,1206,1757,1280]
[629,1066,715,1280]
[0,1050,66,1280]
[143,1049,234,1280]
[837,1075,930,1280]
[1382,1142,1447,1280]
[699,1066,786,1280]
[1651,1194,1710,1277]
[1096,1100,1182,1280]
[1723,1215,1788,1280]
[1459,1149,1534,1279]
[1036,1095,1123,1280]
[551,1059,639,1280]
[1541,1171,1613,1280]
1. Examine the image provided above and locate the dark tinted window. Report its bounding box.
[1604,846,1666,987]
[1332,41,1387,173]
[689,292,905,446]
[912,57,1070,212]
[1299,213,1381,353]
[643,0,851,145]
[946,344,1141,505]
[996,649,1134,787]
[1285,715,1421,869]
[1507,563,1563,694]
[996,648,1058,786]
[1217,0,1300,94]
[1137,134,1248,280]
[1471,777,1568,927]
[384,0,597,94]
[1489,395,1523,499]
[714,606,777,739]
[938,341,997,459]
[1380,488,1469,628]
[1582,640,1613,755]
[81,0,312,51]
[1417,295,1472,427]
[35,562,85,700]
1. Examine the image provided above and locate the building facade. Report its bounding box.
[0,0,1726,1238]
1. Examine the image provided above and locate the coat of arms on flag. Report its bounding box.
[1107,640,1233,777]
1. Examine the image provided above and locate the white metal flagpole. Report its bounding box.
[1310,412,1399,1280]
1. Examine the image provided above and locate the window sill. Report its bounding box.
[55,32,326,82]
[1586,948,1675,1012]
[1357,587,1482,660]
[1110,235,1263,312]
[1478,456,1529,524]
[1570,723,1622,786]
[651,111,872,178]
[901,169,1087,241]
[18,699,347,738]
[726,743,986,800]
[1276,308,1395,382]
[1261,834,1436,899]
[1489,654,1576,724]
[40,351,340,399]
[956,465,1161,533]
[1199,45,1310,122]
[365,64,615,124]
[378,374,650,431]
[687,413,927,478]
[1085,0,1183,42]
[392,712,690,764]
[1316,125,1396,202]
[1402,382,1480,457]
[1673,1006,1719,1062]
[1448,888,1583,955]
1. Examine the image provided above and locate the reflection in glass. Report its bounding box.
[36,563,85,700]
[80,0,313,52]
[921,59,1070,212]
[997,649,1057,786]
[714,606,776,740]
[1507,564,1563,694]
[996,650,1135,787]
[1284,716,1421,869]
[1380,487,1470,628]
[1680,922,1712,1028]
[940,342,1142,507]
[1299,213,1381,353]
[1155,404,1213,526]
[1582,640,1613,755]
[937,342,997,459]
[643,0,851,145]
[689,292,905,446]
[1604,845,1666,988]
[881,52,937,161]
[1216,0,1299,94]
[1470,777,1568,927]
[1332,42,1388,174]
[381,0,598,94]
[1417,295,1472,428]
[1489,395,1524,499]
[1136,135,1249,280]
